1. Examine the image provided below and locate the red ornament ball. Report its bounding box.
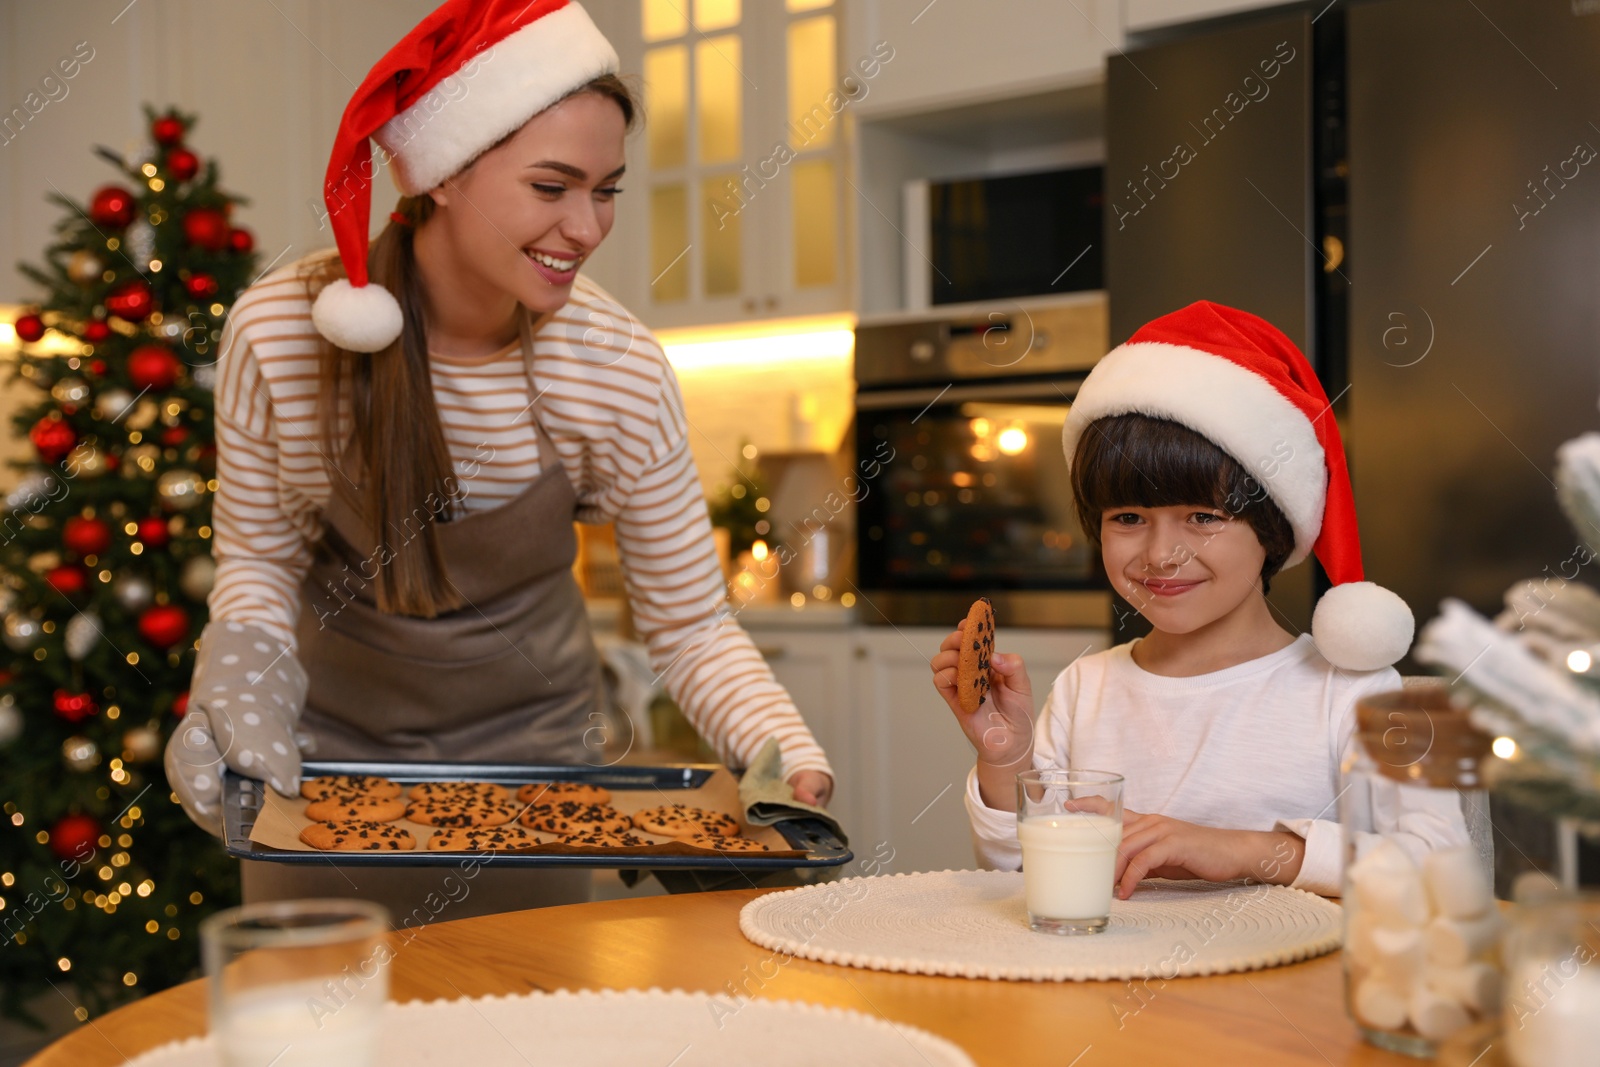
[151,115,186,146]
[183,273,218,299]
[128,344,180,390]
[89,359,107,377]
[62,516,112,556]
[136,516,170,548]
[172,690,189,718]
[52,689,99,724]
[228,227,254,254]
[29,416,76,463]
[45,565,89,597]
[82,319,111,343]
[161,426,189,447]
[13,313,45,343]
[137,604,190,650]
[89,185,137,229]
[182,207,229,252]
[105,279,155,322]
[48,813,101,863]
[166,147,200,181]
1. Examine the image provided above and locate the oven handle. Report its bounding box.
[854,377,1083,410]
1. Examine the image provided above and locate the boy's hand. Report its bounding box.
[1113,809,1306,899]
[931,621,1034,771]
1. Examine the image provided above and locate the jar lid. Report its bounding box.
[1354,684,1494,787]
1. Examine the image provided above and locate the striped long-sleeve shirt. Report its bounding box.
[202,250,831,779]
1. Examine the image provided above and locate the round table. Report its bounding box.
[26,886,1428,1066]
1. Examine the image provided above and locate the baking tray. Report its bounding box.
[222,759,853,871]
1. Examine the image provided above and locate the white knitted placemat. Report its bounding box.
[739,870,1343,982]
[117,987,975,1067]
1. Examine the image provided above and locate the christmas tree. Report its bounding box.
[0,106,255,1026]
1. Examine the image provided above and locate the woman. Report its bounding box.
[164,0,834,919]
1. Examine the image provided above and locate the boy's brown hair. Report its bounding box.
[1069,413,1296,594]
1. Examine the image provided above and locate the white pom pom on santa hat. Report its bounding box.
[1311,581,1415,672]
[311,278,404,354]
[1061,300,1417,672]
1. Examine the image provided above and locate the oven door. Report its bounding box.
[854,378,1111,629]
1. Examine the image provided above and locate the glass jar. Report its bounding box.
[1339,684,1499,1058]
[1500,891,1600,1067]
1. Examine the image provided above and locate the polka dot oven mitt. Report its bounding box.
[164,619,309,837]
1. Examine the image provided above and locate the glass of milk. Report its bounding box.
[201,899,391,1067]
[1016,769,1124,935]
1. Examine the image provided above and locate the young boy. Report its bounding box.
[930,301,1468,898]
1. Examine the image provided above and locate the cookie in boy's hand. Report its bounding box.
[957,596,996,713]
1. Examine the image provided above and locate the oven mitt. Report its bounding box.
[164,619,310,838]
[737,737,848,845]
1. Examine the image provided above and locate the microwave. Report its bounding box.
[903,164,1105,308]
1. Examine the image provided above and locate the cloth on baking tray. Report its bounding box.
[738,737,847,844]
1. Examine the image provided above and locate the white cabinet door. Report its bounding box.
[852,0,1118,118]
[853,625,1107,875]
[747,627,861,835]
[1124,0,1287,33]
[597,0,852,329]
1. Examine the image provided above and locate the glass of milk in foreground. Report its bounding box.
[1016,769,1124,935]
[201,899,391,1067]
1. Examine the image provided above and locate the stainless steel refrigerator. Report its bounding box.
[1106,0,1600,884]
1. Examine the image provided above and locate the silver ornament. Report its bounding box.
[112,573,154,611]
[64,441,107,479]
[2,612,40,652]
[179,556,215,600]
[68,250,104,286]
[62,734,100,772]
[122,725,161,763]
[125,219,156,270]
[7,470,61,510]
[0,698,19,748]
[192,364,216,391]
[94,387,136,423]
[64,612,104,660]
[121,442,160,478]
[156,469,206,510]
[125,398,158,431]
[50,376,91,407]
[159,319,183,339]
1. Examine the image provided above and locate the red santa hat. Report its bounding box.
[1062,300,1414,672]
[311,0,618,353]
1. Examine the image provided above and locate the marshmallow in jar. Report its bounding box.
[1339,685,1500,1058]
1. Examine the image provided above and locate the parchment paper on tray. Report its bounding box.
[247,765,805,857]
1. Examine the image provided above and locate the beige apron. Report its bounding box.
[241,385,602,920]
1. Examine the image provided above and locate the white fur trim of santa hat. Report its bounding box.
[374,2,619,197]
[1062,340,1329,569]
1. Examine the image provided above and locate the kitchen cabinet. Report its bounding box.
[1123,0,1289,33]
[597,0,852,329]
[849,0,1118,119]
[745,610,1106,876]
[745,621,862,834]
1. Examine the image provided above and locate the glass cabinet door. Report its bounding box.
[635,0,848,325]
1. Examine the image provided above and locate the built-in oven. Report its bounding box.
[852,294,1114,629]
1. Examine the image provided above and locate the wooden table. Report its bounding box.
[27,886,1428,1067]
